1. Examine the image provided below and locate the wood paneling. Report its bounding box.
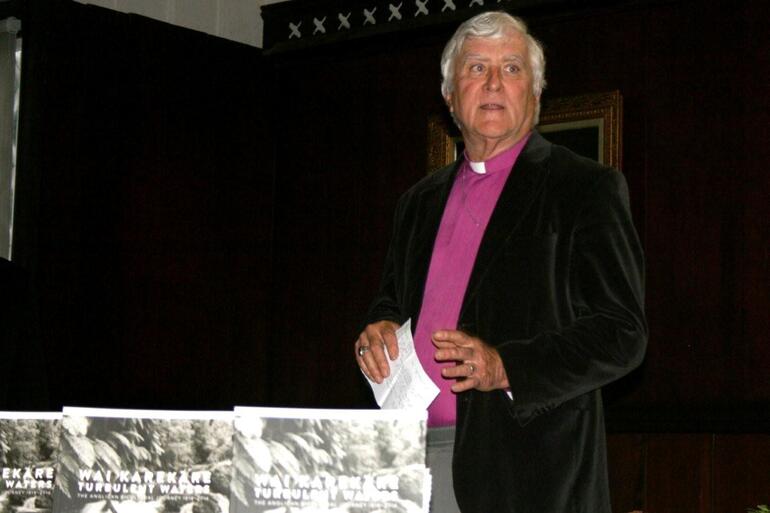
[608,433,770,513]
[714,435,770,513]
[645,434,713,513]
[607,434,646,513]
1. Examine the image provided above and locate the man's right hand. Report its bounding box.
[355,320,400,384]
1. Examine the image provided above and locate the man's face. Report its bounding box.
[445,31,539,153]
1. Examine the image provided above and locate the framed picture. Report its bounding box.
[426,111,460,172]
[426,90,623,172]
[538,90,623,170]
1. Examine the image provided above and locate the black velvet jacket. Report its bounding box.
[365,132,647,512]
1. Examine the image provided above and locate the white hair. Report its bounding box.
[440,11,546,122]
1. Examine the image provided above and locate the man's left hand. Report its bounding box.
[432,330,510,393]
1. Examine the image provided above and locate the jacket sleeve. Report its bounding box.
[497,170,647,419]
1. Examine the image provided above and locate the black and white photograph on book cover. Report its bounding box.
[230,407,430,513]
[0,412,61,513]
[53,408,233,513]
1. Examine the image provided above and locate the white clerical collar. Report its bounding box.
[468,160,487,174]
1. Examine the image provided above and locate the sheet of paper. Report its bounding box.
[365,319,440,410]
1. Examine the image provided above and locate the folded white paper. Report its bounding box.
[364,319,440,410]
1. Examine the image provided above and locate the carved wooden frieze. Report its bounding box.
[261,0,564,52]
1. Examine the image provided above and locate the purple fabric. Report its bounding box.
[415,136,530,427]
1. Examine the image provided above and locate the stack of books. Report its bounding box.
[0,408,430,513]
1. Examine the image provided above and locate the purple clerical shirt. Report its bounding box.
[414,134,530,427]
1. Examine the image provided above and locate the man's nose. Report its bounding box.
[484,67,502,91]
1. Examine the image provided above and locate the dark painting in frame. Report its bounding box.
[538,90,623,171]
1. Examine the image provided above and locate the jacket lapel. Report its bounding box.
[460,132,552,315]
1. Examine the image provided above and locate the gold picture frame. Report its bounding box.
[426,90,623,172]
[538,90,623,170]
[426,111,459,172]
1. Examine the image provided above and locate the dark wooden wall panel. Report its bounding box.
[714,435,770,513]
[740,0,770,414]
[645,434,712,513]
[607,433,770,513]
[637,1,745,416]
[607,434,646,513]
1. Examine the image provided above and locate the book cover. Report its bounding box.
[0,412,61,513]
[54,408,233,513]
[230,407,430,513]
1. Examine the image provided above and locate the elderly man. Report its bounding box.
[355,10,646,513]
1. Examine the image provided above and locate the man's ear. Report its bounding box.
[444,94,453,112]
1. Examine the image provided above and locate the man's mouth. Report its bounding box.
[480,103,504,110]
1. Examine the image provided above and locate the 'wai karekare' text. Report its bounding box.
[76,469,212,496]
[252,473,401,505]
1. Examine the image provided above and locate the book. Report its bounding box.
[230,407,430,513]
[0,412,62,513]
[53,408,233,513]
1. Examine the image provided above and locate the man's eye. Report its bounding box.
[505,64,521,73]
[470,63,484,72]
